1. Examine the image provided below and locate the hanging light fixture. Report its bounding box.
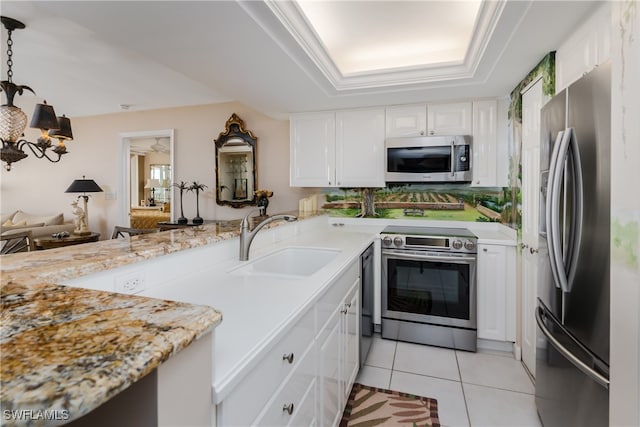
[0,16,74,171]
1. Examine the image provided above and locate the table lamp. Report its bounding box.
[144,179,161,206]
[65,176,103,235]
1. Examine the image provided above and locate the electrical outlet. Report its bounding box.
[114,271,146,294]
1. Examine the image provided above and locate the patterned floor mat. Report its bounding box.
[340,383,441,427]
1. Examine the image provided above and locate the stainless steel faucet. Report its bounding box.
[239,210,298,261]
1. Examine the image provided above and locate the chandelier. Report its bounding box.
[0,16,73,171]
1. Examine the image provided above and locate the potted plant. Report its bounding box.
[172,181,189,224]
[189,181,208,224]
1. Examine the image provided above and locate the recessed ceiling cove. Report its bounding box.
[266,0,504,91]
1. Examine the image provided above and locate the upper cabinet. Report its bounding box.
[385,104,427,137]
[292,99,508,188]
[555,3,610,92]
[471,100,498,187]
[335,109,385,187]
[290,112,335,187]
[290,108,385,188]
[427,102,472,136]
[385,102,471,138]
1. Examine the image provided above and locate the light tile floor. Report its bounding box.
[356,335,542,427]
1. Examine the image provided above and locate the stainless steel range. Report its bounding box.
[380,226,477,351]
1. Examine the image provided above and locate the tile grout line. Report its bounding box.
[388,340,398,389]
[455,350,473,427]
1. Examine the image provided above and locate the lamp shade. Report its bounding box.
[48,115,73,140]
[144,179,161,189]
[29,102,59,130]
[65,178,103,194]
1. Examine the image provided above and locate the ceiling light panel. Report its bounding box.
[296,0,482,75]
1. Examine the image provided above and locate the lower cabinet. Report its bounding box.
[217,260,360,427]
[318,279,360,427]
[476,243,516,342]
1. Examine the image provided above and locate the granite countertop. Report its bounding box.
[0,211,320,425]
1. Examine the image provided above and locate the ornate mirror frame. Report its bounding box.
[214,113,258,208]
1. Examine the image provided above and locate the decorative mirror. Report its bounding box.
[215,113,257,208]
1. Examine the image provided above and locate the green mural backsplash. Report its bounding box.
[322,184,517,227]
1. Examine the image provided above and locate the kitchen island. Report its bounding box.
[0,214,320,426]
[1,212,516,426]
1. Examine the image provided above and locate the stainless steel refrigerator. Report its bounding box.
[535,62,610,426]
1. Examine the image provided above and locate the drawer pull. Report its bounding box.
[282,403,294,415]
[282,353,294,364]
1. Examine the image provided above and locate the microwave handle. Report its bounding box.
[450,140,455,177]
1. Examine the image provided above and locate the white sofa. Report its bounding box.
[1,210,75,239]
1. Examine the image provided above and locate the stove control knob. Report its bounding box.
[464,240,476,251]
[382,236,393,247]
[393,236,403,247]
[452,239,463,250]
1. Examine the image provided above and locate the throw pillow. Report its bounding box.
[12,211,64,226]
[0,211,17,224]
[2,219,27,227]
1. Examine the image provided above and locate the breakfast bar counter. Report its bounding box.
[0,214,319,425]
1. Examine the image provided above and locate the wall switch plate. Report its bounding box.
[114,271,146,294]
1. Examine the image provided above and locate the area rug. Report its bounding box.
[340,383,441,427]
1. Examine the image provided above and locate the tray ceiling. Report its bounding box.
[1,1,601,119]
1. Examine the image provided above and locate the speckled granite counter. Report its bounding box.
[0,212,321,425]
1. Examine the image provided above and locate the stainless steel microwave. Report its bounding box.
[385,135,472,183]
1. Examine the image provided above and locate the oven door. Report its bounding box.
[382,248,476,329]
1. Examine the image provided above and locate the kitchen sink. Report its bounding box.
[230,246,341,278]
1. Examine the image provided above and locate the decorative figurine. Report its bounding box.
[172,181,189,224]
[70,199,88,235]
[189,181,208,224]
[255,189,273,216]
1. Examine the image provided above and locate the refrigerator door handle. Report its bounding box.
[547,129,570,291]
[565,128,584,291]
[546,130,564,290]
[535,305,609,389]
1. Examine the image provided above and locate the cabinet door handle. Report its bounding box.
[341,307,348,314]
[530,247,539,254]
[282,353,294,364]
[283,403,294,415]
[483,248,488,252]
[429,130,435,135]
[520,243,529,250]
[420,130,425,136]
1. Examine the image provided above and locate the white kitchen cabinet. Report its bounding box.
[252,345,317,426]
[217,307,316,427]
[385,104,428,137]
[477,243,516,342]
[290,109,385,187]
[555,2,610,92]
[290,112,335,187]
[317,262,360,427]
[342,284,360,404]
[218,258,359,427]
[385,102,471,138]
[318,306,342,427]
[427,102,472,136]
[471,99,499,187]
[336,109,385,187]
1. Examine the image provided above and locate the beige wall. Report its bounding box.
[0,101,315,239]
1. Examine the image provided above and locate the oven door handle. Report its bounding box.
[382,250,476,263]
